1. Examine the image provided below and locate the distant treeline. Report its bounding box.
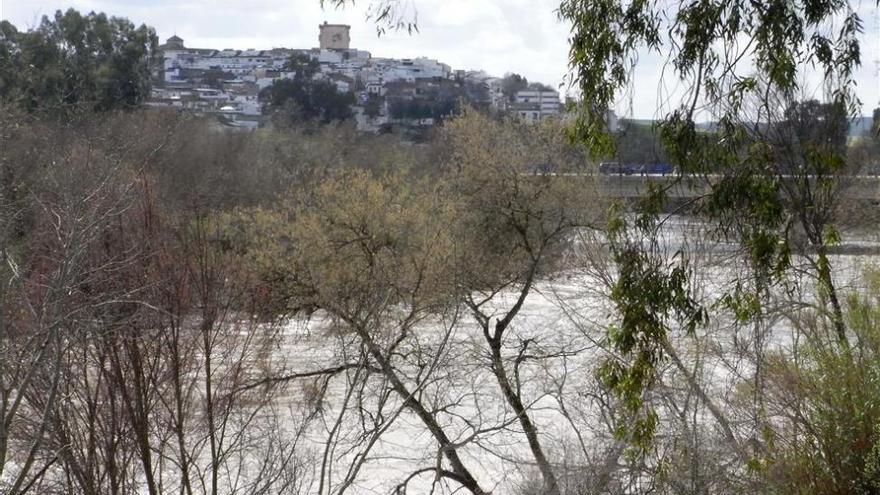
[0,9,157,116]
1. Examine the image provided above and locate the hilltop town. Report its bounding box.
[2,4,880,495]
[148,22,564,131]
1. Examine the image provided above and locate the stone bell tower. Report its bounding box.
[318,21,351,50]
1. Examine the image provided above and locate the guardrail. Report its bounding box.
[531,173,880,200]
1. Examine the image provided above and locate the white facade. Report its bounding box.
[162,37,291,83]
[389,58,451,80]
[331,79,352,93]
[155,27,563,132]
[194,88,228,100]
[230,94,261,116]
[365,81,384,96]
[487,78,505,110]
[315,49,344,64]
[515,90,560,110]
[514,89,561,122]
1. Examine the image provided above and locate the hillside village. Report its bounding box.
[148,22,564,131]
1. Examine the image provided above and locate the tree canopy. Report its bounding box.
[334,1,880,488]
[1,2,879,494]
[0,9,157,115]
[260,53,355,124]
[500,73,529,102]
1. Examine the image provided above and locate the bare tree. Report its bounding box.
[442,111,601,495]
[0,111,144,494]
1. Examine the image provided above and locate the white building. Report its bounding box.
[315,49,345,65]
[513,89,561,122]
[160,35,294,84]
[390,58,451,80]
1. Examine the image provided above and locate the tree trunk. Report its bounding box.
[488,336,561,495]
[354,323,488,495]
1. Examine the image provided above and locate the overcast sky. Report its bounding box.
[2,0,878,118]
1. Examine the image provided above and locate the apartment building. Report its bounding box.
[513,89,561,122]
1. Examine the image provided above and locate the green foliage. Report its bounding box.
[599,187,708,454]
[873,107,880,134]
[200,68,234,90]
[389,98,457,121]
[500,73,529,102]
[225,169,460,321]
[849,106,880,174]
[864,425,880,494]
[440,110,596,293]
[560,0,865,461]
[282,52,320,80]
[561,0,862,157]
[261,54,355,124]
[720,284,763,323]
[761,275,880,494]
[558,0,662,156]
[782,100,850,159]
[612,120,668,164]
[559,0,863,269]
[320,0,419,35]
[364,94,383,118]
[0,9,157,116]
[225,110,597,321]
[703,171,791,283]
